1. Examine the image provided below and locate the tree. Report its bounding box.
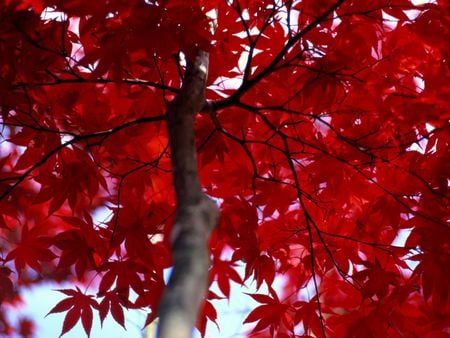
[0,0,448,337]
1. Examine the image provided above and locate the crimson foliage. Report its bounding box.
[0,0,449,337]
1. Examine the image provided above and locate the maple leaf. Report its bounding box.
[209,259,242,297]
[292,300,324,337]
[196,299,218,337]
[251,254,276,289]
[353,259,399,300]
[5,223,56,274]
[410,251,450,312]
[98,260,146,298]
[46,288,99,337]
[244,292,291,334]
[98,291,127,329]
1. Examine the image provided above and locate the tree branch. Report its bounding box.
[157,50,219,338]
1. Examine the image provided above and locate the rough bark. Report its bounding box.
[157,50,219,338]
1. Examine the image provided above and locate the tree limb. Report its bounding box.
[157,50,219,338]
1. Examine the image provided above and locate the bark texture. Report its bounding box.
[157,50,219,338]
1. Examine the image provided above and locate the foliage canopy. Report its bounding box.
[0,0,449,337]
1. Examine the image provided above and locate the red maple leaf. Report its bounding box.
[47,288,99,337]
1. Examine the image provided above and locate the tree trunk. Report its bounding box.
[157,50,219,338]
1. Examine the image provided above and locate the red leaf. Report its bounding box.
[247,293,277,305]
[110,299,125,328]
[81,306,94,337]
[46,289,98,337]
[47,298,74,315]
[243,292,289,334]
[60,307,81,337]
[98,290,129,328]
